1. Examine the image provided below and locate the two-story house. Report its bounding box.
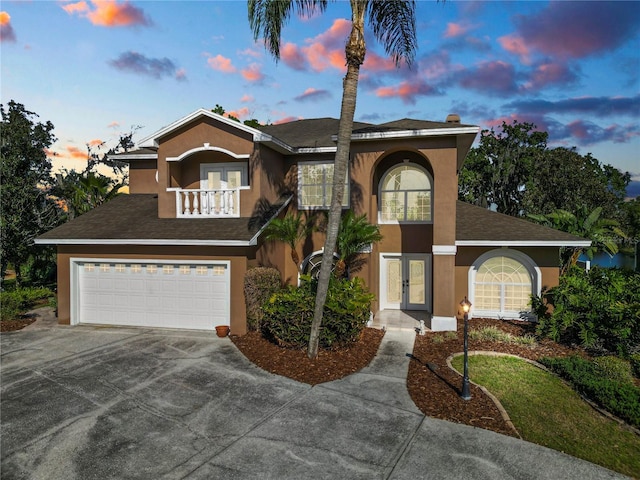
[36,109,589,335]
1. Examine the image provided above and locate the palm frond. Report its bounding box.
[366,0,417,67]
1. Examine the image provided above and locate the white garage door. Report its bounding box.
[72,259,230,330]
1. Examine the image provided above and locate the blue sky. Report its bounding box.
[2,1,639,197]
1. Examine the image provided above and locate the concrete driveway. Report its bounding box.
[1,319,627,479]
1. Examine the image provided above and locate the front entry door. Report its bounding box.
[381,254,431,311]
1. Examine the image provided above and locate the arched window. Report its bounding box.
[469,250,541,319]
[300,250,339,279]
[379,163,432,222]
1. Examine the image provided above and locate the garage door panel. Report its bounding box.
[75,260,229,331]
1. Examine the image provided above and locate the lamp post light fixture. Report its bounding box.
[460,296,472,400]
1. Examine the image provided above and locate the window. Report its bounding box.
[298,162,349,209]
[200,163,248,190]
[469,250,540,319]
[379,164,432,222]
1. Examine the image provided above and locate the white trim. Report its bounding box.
[36,238,256,246]
[199,162,249,189]
[167,146,250,162]
[467,249,542,320]
[70,257,230,329]
[432,245,457,255]
[339,126,479,142]
[430,315,457,332]
[109,153,157,161]
[139,109,262,148]
[456,240,591,247]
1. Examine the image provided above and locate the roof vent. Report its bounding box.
[446,113,461,124]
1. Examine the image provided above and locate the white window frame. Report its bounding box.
[467,249,541,320]
[378,162,433,224]
[200,162,249,190]
[297,161,349,209]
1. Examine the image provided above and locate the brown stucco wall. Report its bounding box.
[56,244,255,335]
[128,160,158,194]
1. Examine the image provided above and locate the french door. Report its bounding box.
[381,254,431,311]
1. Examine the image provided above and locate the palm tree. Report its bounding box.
[52,169,124,220]
[263,211,311,268]
[335,210,382,278]
[528,206,627,274]
[249,0,417,359]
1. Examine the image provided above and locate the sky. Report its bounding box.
[2,0,639,197]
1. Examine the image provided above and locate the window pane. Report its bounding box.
[387,259,402,304]
[207,171,221,190]
[299,162,348,208]
[381,192,405,221]
[475,256,532,314]
[475,284,501,310]
[382,165,430,191]
[226,170,242,189]
[406,191,431,221]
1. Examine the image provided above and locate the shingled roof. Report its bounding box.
[456,201,590,246]
[257,118,372,149]
[36,195,589,248]
[36,194,289,246]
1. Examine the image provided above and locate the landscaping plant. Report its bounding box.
[262,275,373,349]
[532,266,640,356]
[243,267,282,331]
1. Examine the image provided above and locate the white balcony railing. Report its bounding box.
[175,188,240,218]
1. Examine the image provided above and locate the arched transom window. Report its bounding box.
[379,164,432,222]
[470,250,540,319]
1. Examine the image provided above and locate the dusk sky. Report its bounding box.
[2,1,639,197]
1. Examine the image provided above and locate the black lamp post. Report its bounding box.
[460,296,472,400]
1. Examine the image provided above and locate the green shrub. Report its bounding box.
[262,275,373,349]
[244,267,282,331]
[1,287,55,321]
[592,356,634,385]
[541,356,640,427]
[629,353,640,379]
[533,267,640,356]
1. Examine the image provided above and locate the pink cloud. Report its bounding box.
[374,81,438,105]
[443,22,470,39]
[294,87,331,102]
[206,54,236,73]
[62,1,151,28]
[362,51,395,73]
[175,68,187,81]
[226,107,250,120]
[513,2,640,59]
[273,116,302,125]
[241,63,264,83]
[0,11,16,42]
[66,145,89,160]
[107,121,120,129]
[240,94,254,103]
[523,62,577,91]
[238,47,261,59]
[88,139,103,147]
[459,60,518,95]
[498,34,531,65]
[281,42,307,71]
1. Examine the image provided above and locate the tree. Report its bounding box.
[523,147,630,221]
[249,0,417,359]
[335,210,382,278]
[458,120,548,216]
[0,101,58,285]
[528,206,627,274]
[263,211,312,268]
[51,169,124,220]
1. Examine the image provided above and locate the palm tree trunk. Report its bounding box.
[308,2,365,360]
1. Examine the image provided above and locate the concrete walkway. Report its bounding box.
[0,313,628,479]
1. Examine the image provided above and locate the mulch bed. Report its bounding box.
[1,316,36,332]
[232,318,583,436]
[231,328,384,385]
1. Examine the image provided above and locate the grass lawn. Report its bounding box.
[451,355,640,478]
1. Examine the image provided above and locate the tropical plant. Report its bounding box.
[532,266,640,356]
[528,206,627,273]
[249,0,417,359]
[51,169,124,220]
[263,211,313,267]
[335,210,382,278]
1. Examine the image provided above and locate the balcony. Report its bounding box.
[175,188,240,218]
